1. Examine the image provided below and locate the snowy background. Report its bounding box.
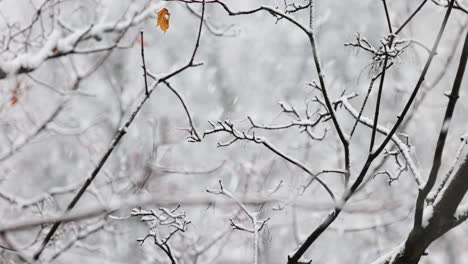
[0,0,467,263]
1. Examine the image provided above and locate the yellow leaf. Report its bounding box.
[157,8,170,33]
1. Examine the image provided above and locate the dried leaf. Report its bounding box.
[10,81,20,106]
[156,8,170,33]
[10,96,18,105]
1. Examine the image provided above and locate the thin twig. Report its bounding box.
[204,120,336,201]
[395,0,428,34]
[32,0,207,260]
[382,0,393,33]
[414,20,468,229]
[140,30,149,96]
[288,1,456,262]
[207,180,270,264]
[162,81,201,142]
[370,1,393,152]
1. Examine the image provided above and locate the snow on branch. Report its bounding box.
[203,119,336,201]
[335,93,423,187]
[32,0,206,259]
[207,180,270,264]
[131,205,190,264]
[0,2,164,79]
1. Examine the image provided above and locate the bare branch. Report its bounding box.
[0,3,162,79]
[207,180,270,264]
[203,120,335,201]
[162,81,202,142]
[336,93,423,187]
[414,17,468,230]
[32,1,207,259]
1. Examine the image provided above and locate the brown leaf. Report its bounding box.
[9,96,18,105]
[10,81,20,106]
[156,8,170,33]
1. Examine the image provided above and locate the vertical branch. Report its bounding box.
[373,0,456,157]
[349,64,391,139]
[253,214,259,264]
[207,180,269,264]
[189,0,205,65]
[307,0,350,177]
[369,1,393,152]
[309,0,313,31]
[414,25,468,229]
[289,1,456,263]
[140,30,149,96]
[382,0,393,33]
[369,47,390,152]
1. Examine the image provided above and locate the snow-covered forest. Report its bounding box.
[1,0,468,263]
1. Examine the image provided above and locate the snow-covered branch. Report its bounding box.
[0,2,164,79]
[335,93,423,187]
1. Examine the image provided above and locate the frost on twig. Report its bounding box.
[207,180,270,264]
[0,2,164,79]
[335,93,423,188]
[203,119,335,201]
[247,99,328,141]
[345,33,412,74]
[131,205,191,264]
[427,135,468,204]
[32,0,208,259]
